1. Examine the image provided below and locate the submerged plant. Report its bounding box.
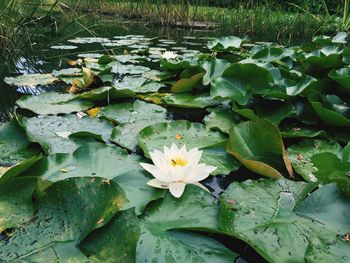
[140,143,216,198]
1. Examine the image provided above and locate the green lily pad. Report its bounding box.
[0,177,126,261]
[80,209,140,263]
[162,92,221,108]
[329,67,350,91]
[280,124,326,139]
[310,152,350,195]
[200,57,231,85]
[287,139,343,182]
[110,61,151,75]
[50,45,78,50]
[110,119,167,152]
[0,177,37,232]
[207,36,244,51]
[252,46,294,63]
[25,142,161,214]
[0,120,37,166]
[18,115,113,154]
[16,92,94,115]
[220,179,350,263]
[305,46,343,68]
[254,99,296,125]
[137,185,238,262]
[204,106,239,134]
[211,63,274,105]
[137,120,227,158]
[114,76,165,95]
[200,143,240,175]
[98,100,167,124]
[4,73,58,86]
[171,72,204,93]
[227,118,293,178]
[309,94,350,127]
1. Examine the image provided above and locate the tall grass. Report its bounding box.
[0,1,60,68]
[61,0,336,42]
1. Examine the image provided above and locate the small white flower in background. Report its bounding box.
[140,143,216,198]
[161,51,178,60]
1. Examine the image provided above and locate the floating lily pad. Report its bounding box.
[137,120,227,158]
[18,115,113,154]
[204,106,239,134]
[220,179,350,263]
[4,73,58,86]
[110,61,151,75]
[137,185,238,262]
[0,177,125,261]
[114,76,165,95]
[305,46,343,68]
[16,92,94,115]
[0,120,37,166]
[309,94,350,127]
[287,139,343,182]
[50,45,78,50]
[98,100,167,124]
[80,209,140,262]
[329,67,350,91]
[252,46,294,63]
[201,57,231,86]
[110,119,167,152]
[211,63,274,105]
[207,36,244,51]
[162,92,221,108]
[0,177,37,232]
[227,118,293,178]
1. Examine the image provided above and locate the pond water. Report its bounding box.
[1,13,303,123]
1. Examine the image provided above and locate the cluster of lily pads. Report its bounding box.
[1,32,350,262]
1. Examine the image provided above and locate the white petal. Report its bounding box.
[170,143,180,155]
[149,150,167,170]
[191,182,210,193]
[147,179,169,189]
[187,163,216,182]
[168,182,186,198]
[187,148,202,166]
[139,163,171,182]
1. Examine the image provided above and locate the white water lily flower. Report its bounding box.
[161,51,178,60]
[140,143,216,198]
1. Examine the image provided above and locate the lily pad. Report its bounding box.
[0,177,37,232]
[80,209,140,263]
[162,92,221,108]
[309,94,350,127]
[110,119,167,152]
[201,57,231,85]
[227,118,293,178]
[287,139,343,182]
[211,63,274,105]
[18,115,113,154]
[329,67,350,91]
[98,100,167,124]
[0,177,126,261]
[16,92,94,115]
[220,179,350,263]
[207,36,244,51]
[137,120,227,158]
[4,73,58,86]
[0,120,37,165]
[204,106,239,134]
[137,185,238,262]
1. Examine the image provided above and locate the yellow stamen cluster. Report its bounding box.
[171,157,187,167]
